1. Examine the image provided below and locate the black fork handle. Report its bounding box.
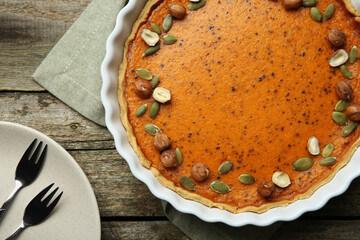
[0,181,23,224]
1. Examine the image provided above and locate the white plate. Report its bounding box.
[100,0,360,227]
[0,121,101,239]
[352,0,360,12]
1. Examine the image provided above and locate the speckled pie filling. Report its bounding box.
[118,0,360,213]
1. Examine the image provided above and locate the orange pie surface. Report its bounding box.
[119,0,360,213]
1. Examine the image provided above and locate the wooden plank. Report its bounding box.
[102,221,189,240]
[102,219,360,240]
[0,1,91,23]
[0,92,114,149]
[1,44,54,91]
[0,0,91,91]
[272,220,360,240]
[71,149,164,217]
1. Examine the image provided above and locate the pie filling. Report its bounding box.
[119,0,360,213]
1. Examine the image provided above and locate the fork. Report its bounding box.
[0,138,48,223]
[5,183,63,240]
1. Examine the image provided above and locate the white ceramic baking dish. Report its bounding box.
[100,0,360,227]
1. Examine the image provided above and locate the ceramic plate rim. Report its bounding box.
[0,121,101,239]
[100,0,360,227]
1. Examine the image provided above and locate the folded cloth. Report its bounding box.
[162,201,282,240]
[32,0,281,239]
[33,0,129,126]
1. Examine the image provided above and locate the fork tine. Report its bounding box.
[42,187,58,206]
[35,144,47,166]
[31,183,54,203]
[29,141,43,164]
[47,191,63,212]
[21,139,37,161]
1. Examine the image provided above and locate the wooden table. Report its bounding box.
[1,1,360,239]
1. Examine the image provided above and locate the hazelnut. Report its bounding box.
[267,186,284,200]
[282,0,302,10]
[168,3,186,19]
[160,150,178,168]
[141,29,160,46]
[329,49,349,67]
[328,28,346,47]
[335,80,353,101]
[154,132,171,152]
[153,87,171,103]
[257,180,275,198]
[272,171,291,188]
[191,163,209,182]
[346,105,360,121]
[134,80,152,98]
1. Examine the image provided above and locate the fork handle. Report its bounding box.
[5,222,25,240]
[0,180,23,223]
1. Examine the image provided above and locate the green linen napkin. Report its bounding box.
[33,0,129,126]
[162,201,282,240]
[32,0,281,239]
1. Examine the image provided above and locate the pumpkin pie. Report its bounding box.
[118,0,360,213]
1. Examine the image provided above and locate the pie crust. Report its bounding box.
[343,0,360,22]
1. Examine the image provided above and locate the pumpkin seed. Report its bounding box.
[144,124,161,135]
[310,7,323,22]
[335,99,350,112]
[272,171,291,188]
[320,157,337,166]
[218,161,233,174]
[350,46,358,64]
[340,65,353,79]
[302,0,318,7]
[324,4,335,20]
[180,176,195,191]
[175,148,183,165]
[150,76,160,88]
[149,101,160,118]
[238,174,255,185]
[163,35,177,45]
[150,23,161,34]
[143,45,160,56]
[322,143,334,157]
[210,181,230,194]
[188,0,206,10]
[329,49,348,67]
[307,136,320,155]
[135,68,152,80]
[293,157,314,171]
[135,104,148,117]
[162,14,173,32]
[342,122,357,137]
[332,111,348,125]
